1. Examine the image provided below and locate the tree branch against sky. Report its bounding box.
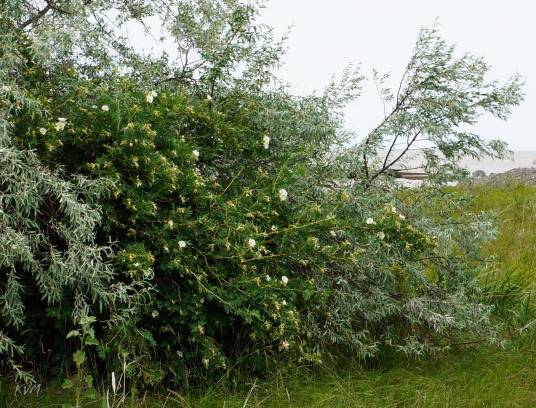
[357,27,523,186]
[260,0,534,150]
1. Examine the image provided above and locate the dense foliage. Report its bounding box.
[1,0,524,393]
[0,13,148,386]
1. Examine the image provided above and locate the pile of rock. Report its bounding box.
[472,167,536,186]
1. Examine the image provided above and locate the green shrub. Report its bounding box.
[10,75,503,386]
[2,0,524,391]
[0,22,148,385]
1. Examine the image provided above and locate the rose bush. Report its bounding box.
[2,0,523,390]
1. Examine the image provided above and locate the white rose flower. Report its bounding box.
[377,231,386,240]
[278,188,288,202]
[39,128,47,135]
[151,310,159,318]
[101,104,109,112]
[146,91,157,103]
[281,340,290,350]
[192,150,200,159]
[366,217,375,225]
[263,135,270,149]
[281,276,289,285]
[248,238,256,248]
[178,240,187,249]
[55,119,66,131]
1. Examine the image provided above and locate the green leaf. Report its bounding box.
[61,378,73,390]
[73,350,86,368]
[84,336,99,346]
[303,289,312,301]
[66,330,80,339]
[84,374,94,387]
[79,315,97,326]
[84,388,97,400]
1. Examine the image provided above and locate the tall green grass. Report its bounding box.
[7,343,536,407]
[468,184,536,329]
[470,184,536,277]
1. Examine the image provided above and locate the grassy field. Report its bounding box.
[473,184,536,286]
[3,184,536,407]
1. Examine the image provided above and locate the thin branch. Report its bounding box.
[19,3,52,29]
[372,72,388,118]
[396,67,408,106]
[361,69,438,185]
[361,88,411,180]
[369,129,422,182]
[19,0,75,29]
[382,132,400,169]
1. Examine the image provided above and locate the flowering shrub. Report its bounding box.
[7,74,504,385]
[16,79,328,382]
[3,0,523,390]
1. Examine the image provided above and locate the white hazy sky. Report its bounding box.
[259,0,535,150]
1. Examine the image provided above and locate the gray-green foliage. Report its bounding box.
[354,26,524,185]
[243,27,523,357]
[1,0,526,386]
[0,6,149,382]
[0,148,116,319]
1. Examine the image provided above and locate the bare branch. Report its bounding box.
[369,129,422,182]
[361,91,410,180]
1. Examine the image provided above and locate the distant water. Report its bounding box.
[384,151,536,175]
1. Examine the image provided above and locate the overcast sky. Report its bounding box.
[260,0,535,150]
